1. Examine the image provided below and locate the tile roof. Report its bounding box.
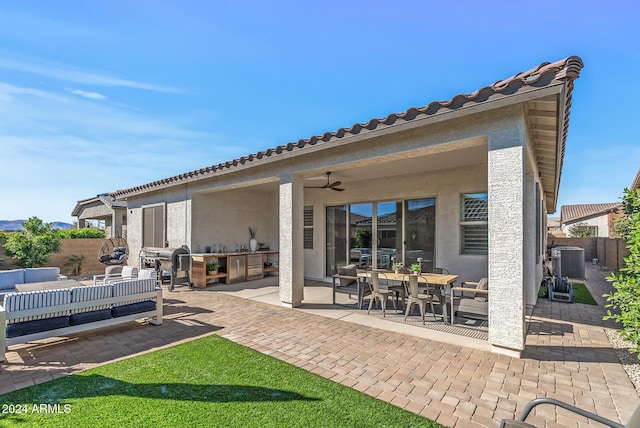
[112,56,584,199]
[71,193,127,216]
[560,203,622,224]
[632,167,640,191]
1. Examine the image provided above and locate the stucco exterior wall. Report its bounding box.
[562,214,610,237]
[302,161,489,284]
[125,185,192,268]
[192,187,279,253]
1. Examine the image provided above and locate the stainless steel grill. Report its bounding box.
[140,246,191,291]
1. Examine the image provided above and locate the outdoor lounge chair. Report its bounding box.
[93,266,138,285]
[500,397,640,427]
[332,264,370,309]
[450,278,488,325]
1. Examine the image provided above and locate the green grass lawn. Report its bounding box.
[539,281,598,305]
[0,335,443,428]
[571,282,598,305]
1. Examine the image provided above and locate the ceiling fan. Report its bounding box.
[305,172,345,192]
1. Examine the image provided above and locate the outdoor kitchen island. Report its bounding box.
[190,251,279,288]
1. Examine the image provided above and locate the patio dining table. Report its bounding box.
[357,271,458,321]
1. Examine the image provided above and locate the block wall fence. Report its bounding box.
[1,238,107,276]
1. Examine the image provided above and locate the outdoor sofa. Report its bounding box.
[0,277,162,362]
[0,267,66,296]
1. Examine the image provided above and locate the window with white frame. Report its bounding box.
[460,193,488,255]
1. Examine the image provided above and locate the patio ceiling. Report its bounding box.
[302,141,488,185]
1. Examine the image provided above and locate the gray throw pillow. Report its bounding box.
[337,264,357,287]
[475,278,488,302]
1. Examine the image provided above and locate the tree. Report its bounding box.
[568,222,597,238]
[604,187,640,356]
[2,217,62,268]
[354,227,372,248]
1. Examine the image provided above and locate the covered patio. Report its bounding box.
[112,56,584,357]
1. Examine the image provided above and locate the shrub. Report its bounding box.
[604,187,640,356]
[569,221,597,237]
[58,228,106,239]
[1,217,61,268]
[64,254,87,276]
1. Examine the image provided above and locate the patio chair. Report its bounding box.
[404,274,437,324]
[93,265,139,285]
[432,267,449,275]
[332,264,370,309]
[450,278,488,325]
[500,397,639,428]
[367,271,396,317]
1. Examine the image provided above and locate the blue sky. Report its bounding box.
[1,0,638,223]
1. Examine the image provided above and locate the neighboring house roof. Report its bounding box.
[560,203,621,224]
[112,56,583,208]
[71,193,127,216]
[632,167,640,191]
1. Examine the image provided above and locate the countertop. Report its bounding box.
[191,251,277,257]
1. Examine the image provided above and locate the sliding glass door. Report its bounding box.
[325,205,347,276]
[326,198,435,275]
[349,203,372,269]
[404,198,436,271]
[376,201,402,270]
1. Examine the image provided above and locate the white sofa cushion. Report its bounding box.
[112,278,156,306]
[24,267,60,283]
[0,269,25,291]
[71,284,113,313]
[3,289,72,323]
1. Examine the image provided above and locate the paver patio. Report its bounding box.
[1,263,638,427]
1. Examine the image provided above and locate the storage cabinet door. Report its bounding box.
[228,256,246,283]
[247,254,263,280]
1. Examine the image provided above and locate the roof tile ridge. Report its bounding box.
[492,56,583,91]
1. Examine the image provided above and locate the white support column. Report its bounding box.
[113,211,124,238]
[488,129,526,356]
[279,173,304,307]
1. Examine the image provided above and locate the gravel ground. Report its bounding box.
[607,328,640,394]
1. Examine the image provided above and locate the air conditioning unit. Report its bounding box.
[554,246,585,279]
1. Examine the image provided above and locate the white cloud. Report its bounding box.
[0,82,229,222]
[68,89,106,100]
[0,55,181,94]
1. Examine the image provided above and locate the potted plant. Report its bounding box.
[206,261,220,274]
[410,263,421,274]
[248,226,258,252]
[392,261,404,274]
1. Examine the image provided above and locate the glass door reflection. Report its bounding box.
[375,201,402,270]
[404,198,436,272]
[349,203,372,269]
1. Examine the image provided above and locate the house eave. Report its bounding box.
[111,56,583,202]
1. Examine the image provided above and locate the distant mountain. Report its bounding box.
[0,220,73,231]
